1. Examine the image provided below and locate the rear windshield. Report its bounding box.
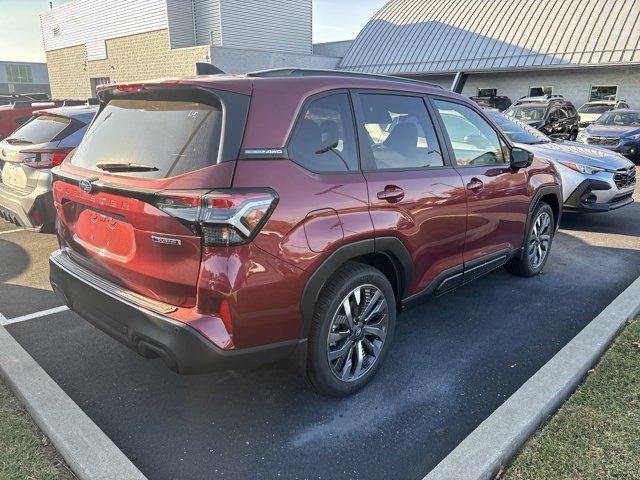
[7,114,71,144]
[70,98,223,179]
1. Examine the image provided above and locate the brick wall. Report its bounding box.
[46,29,211,99]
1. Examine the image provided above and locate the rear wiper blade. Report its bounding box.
[96,162,159,172]
[4,137,33,145]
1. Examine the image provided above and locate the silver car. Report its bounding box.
[487,110,636,213]
[0,105,97,231]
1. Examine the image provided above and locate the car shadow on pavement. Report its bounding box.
[561,209,640,236]
[0,238,30,283]
[6,230,640,480]
[0,238,61,318]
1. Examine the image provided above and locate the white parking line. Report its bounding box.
[0,306,69,326]
[0,228,24,235]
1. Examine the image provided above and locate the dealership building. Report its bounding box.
[0,60,50,96]
[341,0,640,108]
[39,0,345,99]
[41,0,640,108]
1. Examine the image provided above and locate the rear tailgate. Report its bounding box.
[53,84,250,308]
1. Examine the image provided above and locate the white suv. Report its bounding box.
[578,100,629,129]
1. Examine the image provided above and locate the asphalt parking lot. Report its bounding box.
[1,175,639,480]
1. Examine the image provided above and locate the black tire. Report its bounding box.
[306,262,396,397]
[568,130,579,141]
[506,202,555,277]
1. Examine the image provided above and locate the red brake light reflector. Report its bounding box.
[116,84,145,93]
[219,299,233,334]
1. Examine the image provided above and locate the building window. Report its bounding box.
[529,86,553,97]
[90,77,111,98]
[477,88,498,97]
[589,85,617,101]
[6,64,33,83]
[53,26,60,37]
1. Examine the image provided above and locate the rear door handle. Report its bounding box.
[466,178,484,192]
[377,185,405,202]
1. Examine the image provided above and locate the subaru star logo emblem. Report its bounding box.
[79,178,94,193]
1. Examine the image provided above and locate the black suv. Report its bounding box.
[504,95,580,140]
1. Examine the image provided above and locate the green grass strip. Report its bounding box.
[506,319,640,479]
[0,381,75,480]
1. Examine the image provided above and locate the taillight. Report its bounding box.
[21,147,74,169]
[154,189,278,247]
[116,84,145,93]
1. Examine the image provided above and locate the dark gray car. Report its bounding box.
[0,105,97,232]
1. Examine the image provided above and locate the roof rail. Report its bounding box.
[247,68,443,89]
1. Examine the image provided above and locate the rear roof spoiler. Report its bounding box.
[194,63,226,76]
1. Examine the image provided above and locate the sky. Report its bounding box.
[0,0,388,63]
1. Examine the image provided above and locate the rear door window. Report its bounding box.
[356,94,444,170]
[70,98,223,179]
[7,114,71,144]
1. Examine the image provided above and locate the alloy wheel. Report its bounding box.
[528,211,552,269]
[326,284,389,382]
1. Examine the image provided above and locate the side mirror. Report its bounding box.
[510,147,534,169]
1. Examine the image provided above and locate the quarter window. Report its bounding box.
[357,94,443,170]
[434,100,507,167]
[289,93,358,172]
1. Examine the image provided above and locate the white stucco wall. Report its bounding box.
[413,66,640,108]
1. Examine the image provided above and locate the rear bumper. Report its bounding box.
[564,178,634,212]
[49,249,305,374]
[0,181,54,231]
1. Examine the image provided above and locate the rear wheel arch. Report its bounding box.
[300,237,411,337]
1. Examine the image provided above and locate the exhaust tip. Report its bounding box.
[137,340,179,373]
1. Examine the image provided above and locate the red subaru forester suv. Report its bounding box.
[49,69,562,396]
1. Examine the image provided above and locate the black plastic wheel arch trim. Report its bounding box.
[527,184,562,234]
[299,237,412,337]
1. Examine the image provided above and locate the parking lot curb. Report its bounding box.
[424,275,640,480]
[0,324,147,480]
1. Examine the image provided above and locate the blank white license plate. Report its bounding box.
[2,163,20,186]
